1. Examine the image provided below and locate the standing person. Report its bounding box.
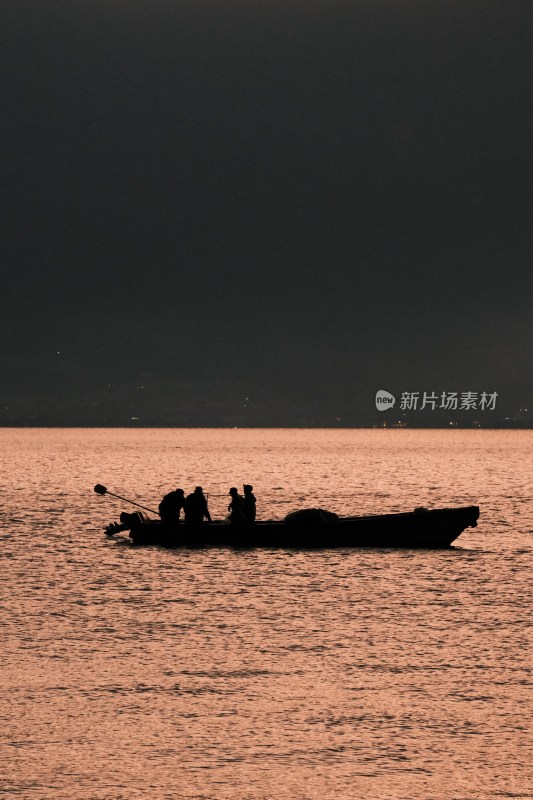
[227,487,246,524]
[184,486,212,525]
[243,484,256,523]
[158,488,186,525]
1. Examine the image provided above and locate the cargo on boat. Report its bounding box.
[104,505,480,549]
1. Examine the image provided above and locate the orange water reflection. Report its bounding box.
[0,429,531,799]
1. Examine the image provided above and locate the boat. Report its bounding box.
[104,505,480,549]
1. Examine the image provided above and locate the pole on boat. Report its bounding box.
[93,484,159,516]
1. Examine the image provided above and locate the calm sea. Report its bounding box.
[1,428,531,800]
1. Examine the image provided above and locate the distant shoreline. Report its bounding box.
[0,424,531,431]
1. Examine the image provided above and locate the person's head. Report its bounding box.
[229,487,238,496]
[194,486,203,494]
[175,488,185,496]
[243,484,253,494]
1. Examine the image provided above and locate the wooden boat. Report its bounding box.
[105,505,480,549]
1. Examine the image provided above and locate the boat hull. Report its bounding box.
[119,506,479,549]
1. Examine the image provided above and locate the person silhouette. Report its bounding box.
[158,488,186,525]
[227,487,246,524]
[184,486,212,525]
[243,484,256,523]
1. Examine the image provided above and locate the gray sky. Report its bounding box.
[1,0,532,425]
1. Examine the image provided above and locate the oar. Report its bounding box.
[94,484,159,516]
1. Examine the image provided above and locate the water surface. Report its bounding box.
[1,428,531,799]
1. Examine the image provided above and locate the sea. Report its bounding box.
[1,428,531,800]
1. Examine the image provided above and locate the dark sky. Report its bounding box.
[1,0,532,424]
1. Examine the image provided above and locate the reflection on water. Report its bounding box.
[0,429,531,799]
